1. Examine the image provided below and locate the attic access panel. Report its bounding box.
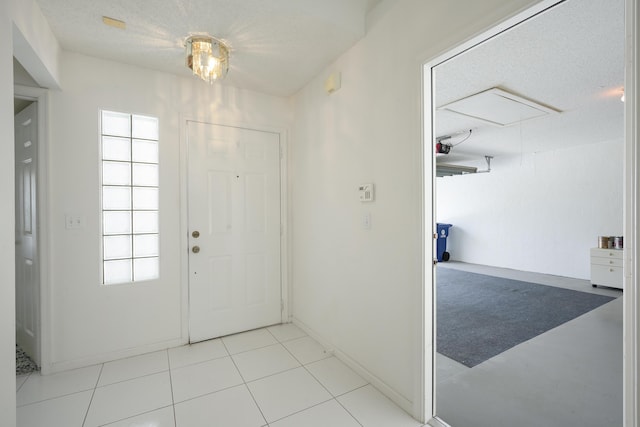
[438,88,559,126]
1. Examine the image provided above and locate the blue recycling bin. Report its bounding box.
[436,223,452,262]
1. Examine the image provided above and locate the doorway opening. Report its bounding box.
[14,80,51,377]
[422,0,633,425]
[14,97,40,375]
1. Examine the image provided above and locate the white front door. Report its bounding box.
[15,102,39,365]
[187,121,282,342]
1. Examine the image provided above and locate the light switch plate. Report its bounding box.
[363,212,371,230]
[65,215,85,229]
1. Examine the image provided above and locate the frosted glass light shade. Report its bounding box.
[185,35,229,83]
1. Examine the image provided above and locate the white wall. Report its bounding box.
[437,140,623,279]
[10,0,60,89]
[0,1,16,422]
[13,58,39,88]
[290,0,539,414]
[2,0,61,423]
[46,51,292,371]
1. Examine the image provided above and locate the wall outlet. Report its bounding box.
[65,214,85,229]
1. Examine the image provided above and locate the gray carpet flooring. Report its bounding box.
[436,267,616,367]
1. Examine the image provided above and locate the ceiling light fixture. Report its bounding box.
[185,35,229,83]
[102,16,126,30]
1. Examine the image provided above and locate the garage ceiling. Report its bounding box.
[434,0,625,164]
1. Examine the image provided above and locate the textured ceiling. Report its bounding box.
[34,0,381,97]
[434,0,624,163]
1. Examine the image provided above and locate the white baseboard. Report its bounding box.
[291,317,414,415]
[43,337,186,375]
[427,417,451,427]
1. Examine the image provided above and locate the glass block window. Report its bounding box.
[100,110,159,285]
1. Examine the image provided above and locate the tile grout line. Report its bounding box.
[252,326,367,425]
[279,331,366,426]
[17,367,106,408]
[17,388,97,409]
[84,359,173,427]
[265,396,338,425]
[333,384,368,427]
[167,346,230,370]
[171,382,246,406]
[238,357,302,384]
[15,372,32,394]
[275,334,366,426]
[165,349,178,427]
[94,405,174,427]
[280,337,335,395]
[221,336,269,426]
[226,336,302,383]
[223,326,308,357]
[243,383,270,426]
[81,363,104,427]
[223,340,280,357]
[93,367,172,390]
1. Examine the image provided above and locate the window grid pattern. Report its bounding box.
[101,111,159,285]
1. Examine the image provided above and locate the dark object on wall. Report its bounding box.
[436,142,451,154]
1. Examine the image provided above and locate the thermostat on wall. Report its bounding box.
[358,183,374,202]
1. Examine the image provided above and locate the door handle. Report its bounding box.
[192,246,200,254]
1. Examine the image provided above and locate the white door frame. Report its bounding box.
[179,115,290,342]
[623,0,639,423]
[419,0,638,425]
[13,84,51,375]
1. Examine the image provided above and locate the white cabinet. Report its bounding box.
[590,248,623,289]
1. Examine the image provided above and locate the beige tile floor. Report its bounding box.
[17,263,620,427]
[16,324,423,427]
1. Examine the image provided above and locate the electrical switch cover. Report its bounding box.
[363,213,371,230]
[65,215,85,229]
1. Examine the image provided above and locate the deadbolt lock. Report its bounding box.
[192,230,200,238]
[192,246,200,254]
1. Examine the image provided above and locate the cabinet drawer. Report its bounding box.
[591,256,623,268]
[590,248,623,259]
[590,264,623,289]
